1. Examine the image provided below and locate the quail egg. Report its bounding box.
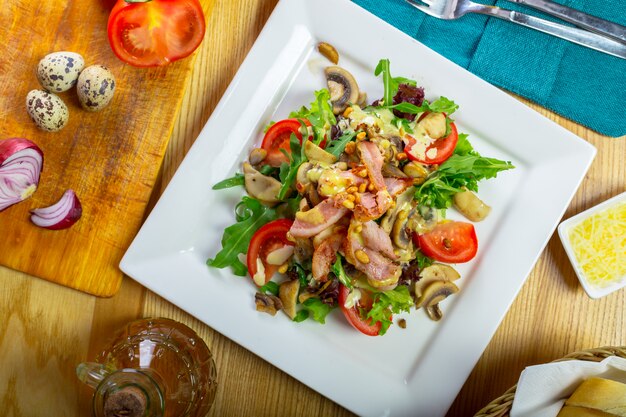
[37,52,85,93]
[26,90,69,132]
[76,65,116,112]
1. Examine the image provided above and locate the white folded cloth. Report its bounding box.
[510,356,626,417]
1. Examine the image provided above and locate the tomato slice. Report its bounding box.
[338,284,383,336]
[247,219,294,285]
[417,221,478,263]
[406,120,458,165]
[261,118,312,167]
[107,0,206,67]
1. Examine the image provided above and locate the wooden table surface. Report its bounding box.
[1,1,624,416]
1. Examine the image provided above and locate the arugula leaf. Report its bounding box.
[207,196,278,275]
[331,255,352,289]
[259,165,278,176]
[367,285,414,335]
[415,134,515,209]
[277,133,307,200]
[375,59,394,107]
[212,173,244,190]
[325,131,356,158]
[301,298,334,324]
[260,281,279,296]
[374,59,418,107]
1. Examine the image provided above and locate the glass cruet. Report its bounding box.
[77,317,217,417]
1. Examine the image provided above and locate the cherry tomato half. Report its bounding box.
[417,221,478,263]
[247,219,294,285]
[406,120,458,165]
[107,0,206,67]
[338,284,383,336]
[261,119,312,167]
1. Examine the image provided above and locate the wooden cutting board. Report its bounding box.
[0,0,214,296]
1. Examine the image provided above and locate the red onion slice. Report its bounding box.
[0,138,44,212]
[30,189,82,230]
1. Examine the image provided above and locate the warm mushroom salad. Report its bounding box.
[208,58,514,336]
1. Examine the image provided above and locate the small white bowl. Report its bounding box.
[558,191,626,299]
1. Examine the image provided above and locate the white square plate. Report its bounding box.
[120,0,596,415]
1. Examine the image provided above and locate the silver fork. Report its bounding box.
[405,0,626,59]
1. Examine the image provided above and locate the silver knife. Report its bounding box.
[509,0,626,44]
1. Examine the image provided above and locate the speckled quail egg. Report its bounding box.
[76,65,116,112]
[26,90,69,132]
[36,52,85,93]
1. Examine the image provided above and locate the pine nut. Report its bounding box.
[355,250,370,264]
[278,263,289,274]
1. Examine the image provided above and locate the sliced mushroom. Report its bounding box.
[407,204,438,234]
[325,66,360,115]
[304,140,337,164]
[296,162,315,194]
[243,162,282,205]
[414,263,460,300]
[249,148,267,165]
[425,304,443,321]
[415,280,459,309]
[382,162,407,178]
[418,112,447,139]
[357,90,368,107]
[391,208,411,250]
[318,42,339,64]
[255,292,283,316]
[279,279,300,319]
[453,189,491,222]
[403,161,429,184]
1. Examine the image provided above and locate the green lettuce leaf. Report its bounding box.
[289,89,336,145]
[415,134,515,210]
[367,285,414,335]
[300,298,334,324]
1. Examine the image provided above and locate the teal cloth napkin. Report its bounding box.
[352,0,626,137]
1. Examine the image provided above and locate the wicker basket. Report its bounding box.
[474,346,626,417]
